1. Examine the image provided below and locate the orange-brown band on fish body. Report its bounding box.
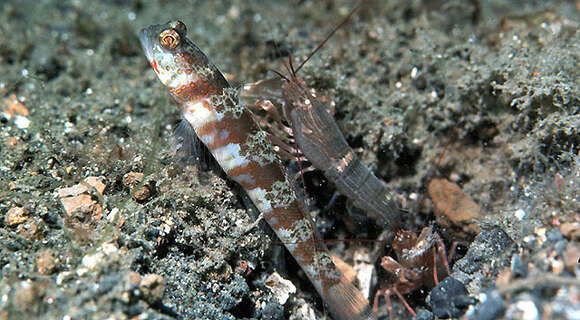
[197,111,257,150]
[171,79,217,103]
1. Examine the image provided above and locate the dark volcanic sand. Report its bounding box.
[1,1,578,319]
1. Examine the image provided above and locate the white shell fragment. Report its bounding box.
[264,272,297,305]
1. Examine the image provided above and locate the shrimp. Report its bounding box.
[286,75,400,230]
[139,20,372,320]
[241,9,400,230]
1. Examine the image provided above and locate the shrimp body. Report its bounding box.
[139,21,372,320]
[281,78,400,229]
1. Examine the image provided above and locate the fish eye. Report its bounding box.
[159,29,181,50]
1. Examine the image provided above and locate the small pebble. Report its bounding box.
[290,300,317,320]
[2,94,29,116]
[5,207,28,226]
[140,274,165,303]
[122,172,154,201]
[547,228,564,242]
[353,248,374,299]
[56,176,106,220]
[37,251,58,275]
[472,290,505,320]
[559,222,580,240]
[13,280,43,311]
[428,277,473,318]
[505,300,539,320]
[122,172,144,187]
[428,178,481,237]
[415,308,434,320]
[265,272,296,305]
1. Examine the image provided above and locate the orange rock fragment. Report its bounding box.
[57,176,106,198]
[6,137,20,147]
[37,251,58,275]
[60,194,101,218]
[17,218,42,240]
[428,178,481,236]
[495,267,513,288]
[2,94,30,117]
[5,207,29,226]
[559,222,580,241]
[123,172,154,201]
[122,172,144,187]
[140,274,165,304]
[56,176,106,221]
[84,176,106,196]
[129,271,142,285]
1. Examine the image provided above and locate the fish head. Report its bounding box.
[139,21,212,93]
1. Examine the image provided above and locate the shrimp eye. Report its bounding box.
[159,29,181,50]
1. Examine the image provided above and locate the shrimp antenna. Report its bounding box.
[288,54,296,78]
[294,1,363,74]
[269,69,290,82]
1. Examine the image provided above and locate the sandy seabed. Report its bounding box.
[1,1,578,319]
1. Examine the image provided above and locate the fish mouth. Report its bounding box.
[139,23,166,63]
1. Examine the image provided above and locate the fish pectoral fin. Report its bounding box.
[174,119,218,171]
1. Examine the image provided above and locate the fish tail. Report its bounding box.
[325,279,374,320]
